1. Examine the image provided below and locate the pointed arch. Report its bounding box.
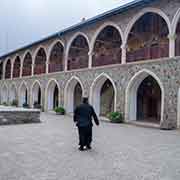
[45,79,60,111]
[90,73,117,116]
[64,76,84,113]
[19,81,28,107]
[34,46,47,75]
[1,83,8,103]
[9,83,18,103]
[31,80,42,108]
[125,69,164,124]
[67,32,90,70]
[22,51,32,77]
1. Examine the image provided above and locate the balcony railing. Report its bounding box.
[49,64,63,73]
[34,65,46,75]
[127,43,169,62]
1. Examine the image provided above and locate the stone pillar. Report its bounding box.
[20,60,23,78]
[121,43,127,64]
[88,51,93,69]
[32,62,34,76]
[46,62,49,74]
[168,34,176,58]
[11,61,14,79]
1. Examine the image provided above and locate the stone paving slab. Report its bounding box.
[0,113,180,180]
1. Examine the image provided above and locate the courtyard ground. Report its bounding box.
[0,113,180,180]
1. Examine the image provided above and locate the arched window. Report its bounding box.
[49,42,64,73]
[176,18,180,56]
[93,26,122,67]
[5,59,11,79]
[68,35,89,70]
[13,56,21,78]
[23,52,32,77]
[127,13,169,62]
[34,48,46,75]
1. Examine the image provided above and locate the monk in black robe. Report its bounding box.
[74,97,99,151]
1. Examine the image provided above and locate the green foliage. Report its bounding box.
[2,102,8,106]
[54,107,66,115]
[23,102,29,108]
[108,112,124,123]
[11,99,18,107]
[33,101,41,109]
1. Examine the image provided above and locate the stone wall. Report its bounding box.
[1,57,180,129]
[0,107,40,125]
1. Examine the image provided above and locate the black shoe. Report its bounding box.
[78,146,84,151]
[86,145,92,150]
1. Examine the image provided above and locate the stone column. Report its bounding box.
[11,60,14,79]
[46,62,49,74]
[20,60,23,78]
[88,51,93,69]
[168,34,176,58]
[32,62,34,76]
[121,43,127,64]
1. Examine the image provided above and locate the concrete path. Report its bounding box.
[0,112,180,180]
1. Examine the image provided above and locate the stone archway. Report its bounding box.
[46,80,60,111]
[65,77,83,114]
[1,85,8,103]
[90,74,116,116]
[31,82,42,108]
[19,83,28,107]
[9,84,17,103]
[125,69,164,124]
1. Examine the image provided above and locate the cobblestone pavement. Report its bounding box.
[0,113,180,180]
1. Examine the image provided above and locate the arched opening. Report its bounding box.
[49,42,64,73]
[68,35,89,70]
[32,82,41,107]
[1,86,8,104]
[13,56,21,78]
[127,13,169,62]
[0,62,3,80]
[9,85,17,103]
[91,75,116,116]
[19,84,28,107]
[175,17,180,56]
[34,48,46,75]
[65,78,83,113]
[23,52,32,76]
[100,79,114,116]
[47,81,59,111]
[5,59,11,79]
[137,76,161,123]
[93,26,122,67]
[126,70,163,124]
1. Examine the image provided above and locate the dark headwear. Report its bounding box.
[83,97,89,104]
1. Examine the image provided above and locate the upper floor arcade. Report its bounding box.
[0,0,180,80]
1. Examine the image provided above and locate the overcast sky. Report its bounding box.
[0,0,133,55]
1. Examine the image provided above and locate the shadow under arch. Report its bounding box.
[125,69,164,124]
[64,76,84,114]
[90,73,117,116]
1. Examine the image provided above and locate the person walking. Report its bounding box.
[74,97,99,151]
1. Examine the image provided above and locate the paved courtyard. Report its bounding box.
[0,113,180,180]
